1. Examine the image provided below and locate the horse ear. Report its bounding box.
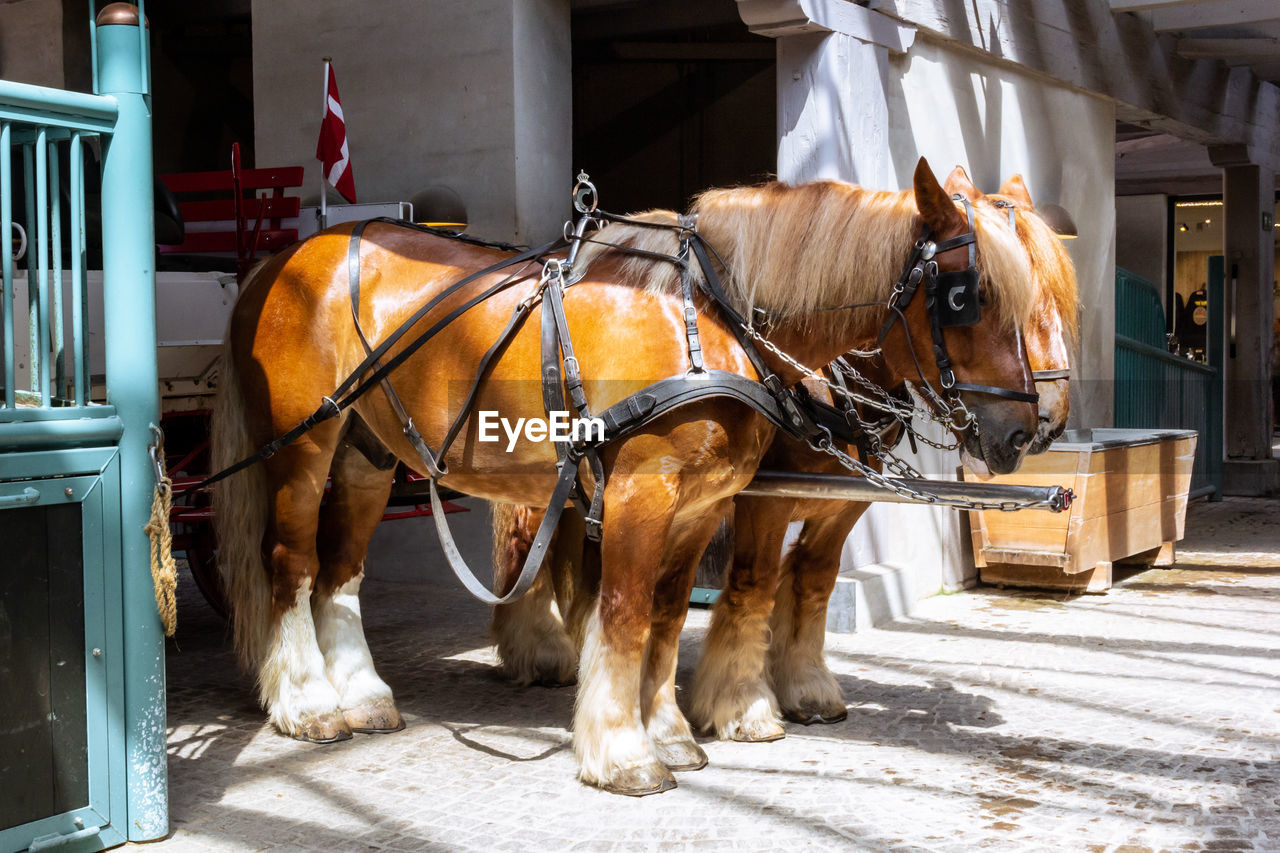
[999,174,1035,208]
[913,157,965,234]
[944,165,981,201]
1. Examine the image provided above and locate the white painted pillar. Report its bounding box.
[739,3,971,622]
[776,31,897,189]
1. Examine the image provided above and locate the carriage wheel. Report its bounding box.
[183,526,232,621]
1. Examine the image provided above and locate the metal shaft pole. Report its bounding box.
[740,470,1071,512]
[96,7,166,841]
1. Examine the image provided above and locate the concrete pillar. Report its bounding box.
[776,32,896,189]
[252,0,570,243]
[1209,146,1279,494]
[1115,194,1169,308]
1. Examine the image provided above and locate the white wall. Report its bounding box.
[772,31,1116,606]
[857,37,1115,595]
[251,0,570,244]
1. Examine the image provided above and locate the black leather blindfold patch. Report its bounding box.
[935,268,981,327]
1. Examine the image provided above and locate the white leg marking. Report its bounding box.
[312,572,394,712]
[573,605,669,791]
[259,578,346,737]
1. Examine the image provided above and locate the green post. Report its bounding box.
[95,5,167,840]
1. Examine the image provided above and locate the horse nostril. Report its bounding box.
[1010,429,1030,450]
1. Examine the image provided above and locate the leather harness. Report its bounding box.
[194,199,1043,605]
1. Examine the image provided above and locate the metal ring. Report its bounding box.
[572,171,598,214]
[10,222,26,262]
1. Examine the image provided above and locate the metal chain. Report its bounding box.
[741,323,975,436]
[741,328,1052,511]
[808,434,1058,513]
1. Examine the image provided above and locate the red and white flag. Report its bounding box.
[316,62,356,203]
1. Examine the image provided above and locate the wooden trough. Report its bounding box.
[965,428,1198,593]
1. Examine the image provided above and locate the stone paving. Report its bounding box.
[139,497,1280,852]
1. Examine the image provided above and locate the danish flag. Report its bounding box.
[316,63,356,203]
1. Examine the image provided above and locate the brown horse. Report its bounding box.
[691,172,1081,739]
[490,171,1079,742]
[212,158,1039,795]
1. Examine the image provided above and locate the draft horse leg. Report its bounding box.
[312,427,402,733]
[689,495,793,742]
[257,423,352,743]
[768,503,870,725]
[641,501,733,771]
[574,469,679,796]
[489,503,578,687]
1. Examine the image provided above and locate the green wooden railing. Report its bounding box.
[1114,267,1222,499]
[0,3,165,850]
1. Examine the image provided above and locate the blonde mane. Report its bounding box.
[575,180,1036,337]
[987,193,1081,344]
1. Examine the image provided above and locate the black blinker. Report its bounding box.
[935,267,980,327]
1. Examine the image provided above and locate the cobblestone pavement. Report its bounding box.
[141,497,1280,853]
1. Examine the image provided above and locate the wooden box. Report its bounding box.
[965,429,1197,593]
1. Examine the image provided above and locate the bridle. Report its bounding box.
[873,194,1039,427]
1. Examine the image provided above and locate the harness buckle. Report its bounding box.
[940,368,956,390]
[542,257,565,287]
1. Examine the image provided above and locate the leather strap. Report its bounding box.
[189,229,565,494]
[677,215,705,375]
[435,295,539,466]
[429,456,580,605]
[348,221,447,478]
[686,236,822,441]
[1031,368,1071,381]
[949,382,1040,404]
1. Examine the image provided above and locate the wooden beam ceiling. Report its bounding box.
[1107,0,1199,11]
[1144,0,1280,32]
[1176,37,1280,61]
[867,0,1280,167]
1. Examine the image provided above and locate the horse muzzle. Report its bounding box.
[963,399,1036,476]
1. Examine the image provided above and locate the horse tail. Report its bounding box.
[489,501,533,594]
[211,302,271,670]
[489,502,579,686]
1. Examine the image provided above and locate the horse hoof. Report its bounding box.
[344,702,405,734]
[731,727,785,743]
[783,707,848,726]
[727,716,786,743]
[601,774,678,797]
[350,718,406,734]
[294,725,353,744]
[655,740,708,772]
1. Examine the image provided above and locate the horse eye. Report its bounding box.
[978,290,989,307]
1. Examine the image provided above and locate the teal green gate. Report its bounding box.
[1,4,166,850]
[1114,266,1223,500]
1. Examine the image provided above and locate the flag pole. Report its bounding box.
[319,56,331,230]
